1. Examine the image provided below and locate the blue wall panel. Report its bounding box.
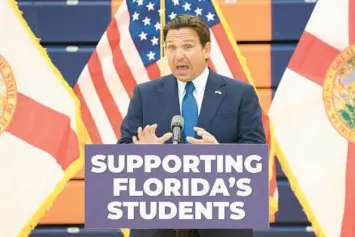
[277,181,308,223]
[29,228,123,237]
[256,227,315,237]
[272,0,316,40]
[18,1,110,43]
[46,46,93,87]
[271,44,297,87]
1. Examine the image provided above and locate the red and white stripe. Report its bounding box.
[0,1,83,236]
[269,0,355,236]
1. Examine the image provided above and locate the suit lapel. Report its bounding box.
[197,71,226,130]
[156,75,180,126]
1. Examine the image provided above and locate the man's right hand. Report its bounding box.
[132,124,172,144]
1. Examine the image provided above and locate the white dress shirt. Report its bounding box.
[176,66,209,116]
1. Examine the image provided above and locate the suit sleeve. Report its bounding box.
[117,86,143,144]
[236,85,266,144]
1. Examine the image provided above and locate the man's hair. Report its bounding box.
[163,14,211,47]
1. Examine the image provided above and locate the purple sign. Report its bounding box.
[85,144,269,230]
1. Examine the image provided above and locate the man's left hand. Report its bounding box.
[186,127,219,144]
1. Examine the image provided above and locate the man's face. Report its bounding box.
[165,28,211,82]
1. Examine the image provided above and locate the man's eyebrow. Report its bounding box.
[166,39,196,43]
[183,41,196,44]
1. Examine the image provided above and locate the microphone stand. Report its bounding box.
[176,229,192,237]
[173,138,193,237]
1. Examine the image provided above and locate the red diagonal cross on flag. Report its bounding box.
[269,0,355,236]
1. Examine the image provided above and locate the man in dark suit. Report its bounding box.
[118,14,265,237]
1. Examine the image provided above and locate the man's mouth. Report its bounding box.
[176,65,189,71]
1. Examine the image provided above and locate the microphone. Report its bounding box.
[171,116,192,237]
[171,115,184,144]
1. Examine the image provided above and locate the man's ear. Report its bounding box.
[203,42,211,60]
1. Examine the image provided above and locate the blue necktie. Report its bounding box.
[182,82,198,143]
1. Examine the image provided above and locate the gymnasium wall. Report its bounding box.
[16,0,318,236]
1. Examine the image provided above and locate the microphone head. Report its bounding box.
[171,115,184,130]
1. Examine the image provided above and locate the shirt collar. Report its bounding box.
[177,66,209,97]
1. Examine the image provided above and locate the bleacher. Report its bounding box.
[17,0,318,236]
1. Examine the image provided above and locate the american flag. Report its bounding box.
[74,0,278,220]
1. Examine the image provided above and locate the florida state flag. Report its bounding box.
[0,1,88,236]
[269,0,355,236]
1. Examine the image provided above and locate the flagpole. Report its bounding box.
[160,0,165,58]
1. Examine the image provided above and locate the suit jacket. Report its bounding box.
[118,69,266,145]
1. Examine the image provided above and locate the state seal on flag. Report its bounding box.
[324,45,355,142]
[0,56,17,135]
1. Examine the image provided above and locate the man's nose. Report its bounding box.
[175,48,185,60]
